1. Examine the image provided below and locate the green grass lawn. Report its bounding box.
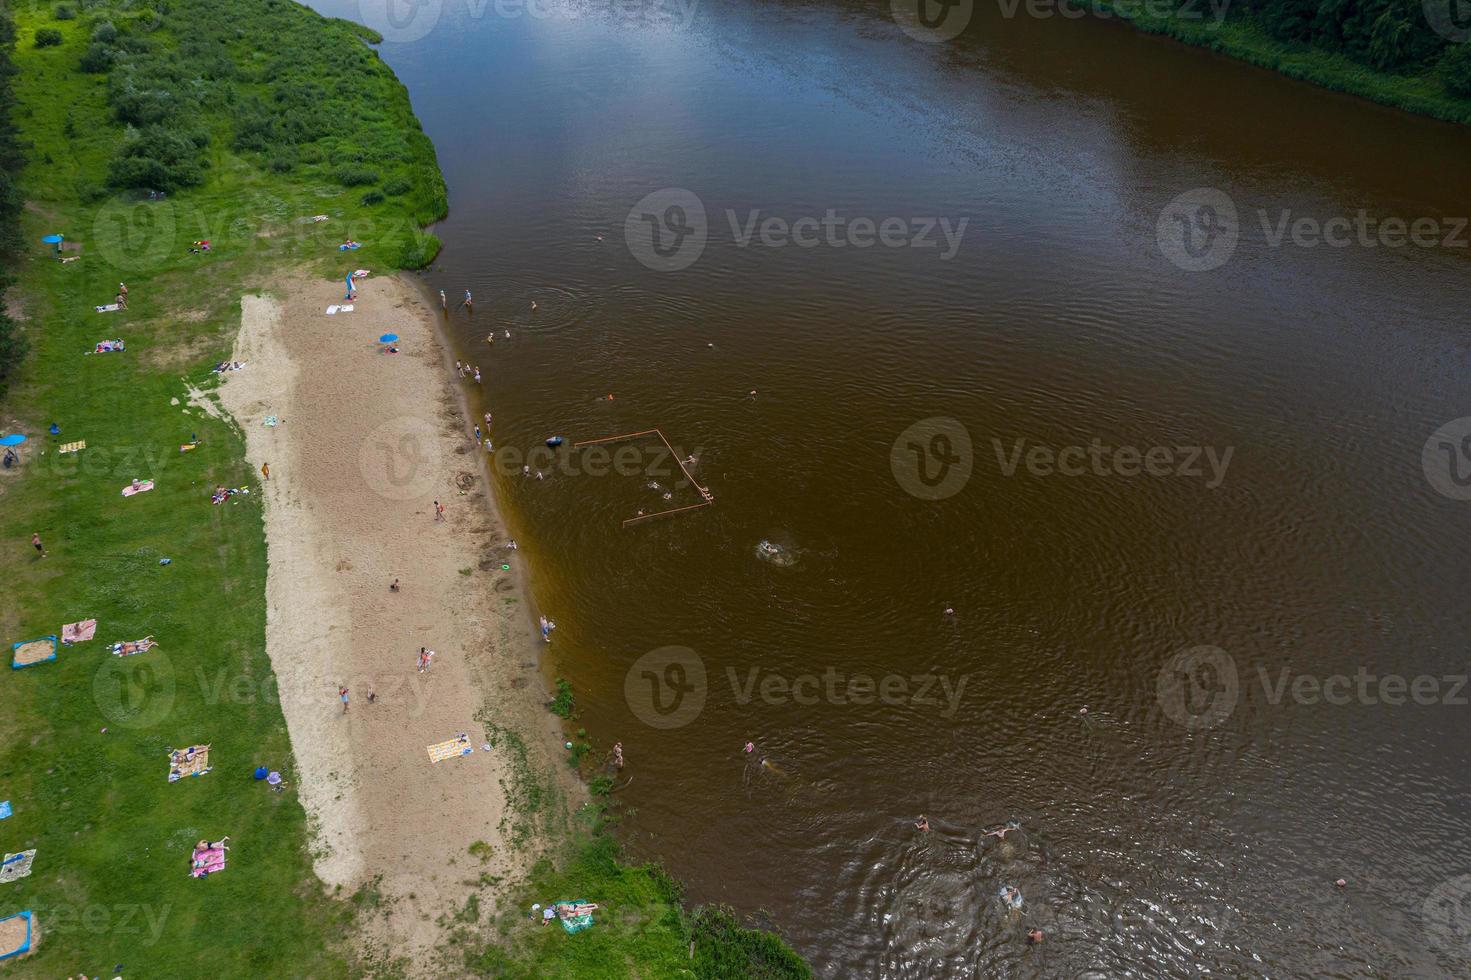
[0,1,444,974]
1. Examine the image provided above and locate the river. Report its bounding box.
[309,0,1471,974]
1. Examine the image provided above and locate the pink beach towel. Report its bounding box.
[190,847,226,878]
[121,480,154,496]
[61,619,97,645]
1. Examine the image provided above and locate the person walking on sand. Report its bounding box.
[260,462,269,481]
[31,532,45,558]
[339,686,349,713]
[434,500,445,522]
[367,688,377,704]
[389,578,400,592]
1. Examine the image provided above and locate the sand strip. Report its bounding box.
[217,273,571,968]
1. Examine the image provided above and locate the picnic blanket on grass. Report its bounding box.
[427,734,473,764]
[211,487,248,504]
[121,480,154,496]
[555,900,597,934]
[57,441,85,454]
[0,802,11,820]
[0,910,34,961]
[10,637,57,669]
[61,620,97,645]
[189,845,226,878]
[108,636,156,657]
[0,851,35,885]
[168,744,212,782]
[92,340,124,353]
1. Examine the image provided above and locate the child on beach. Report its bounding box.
[339,687,349,713]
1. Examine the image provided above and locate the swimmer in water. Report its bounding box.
[983,821,1020,839]
[1027,928,1043,945]
[743,741,755,754]
[683,454,697,466]
[915,815,929,832]
[531,300,538,311]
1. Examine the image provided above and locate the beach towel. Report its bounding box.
[61,619,97,645]
[311,214,329,222]
[352,269,370,279]
[211,487,248,504]
[0,851,35,885]
[427,734,473,764]
[108,635,156,657]
[92,340,124,353]
[0,801,11,820]
[95,304,120,313]
[261,416,279,427]
[11,636,57,669]
[189,846,226,878]
[324,304,355,315]
[211,361,243,373]
[58,440,85,454]
[0,910,33,961]
[121,480,154,496]
[555,900,597,934]
[168,744,212,782]
[180,442,200,453]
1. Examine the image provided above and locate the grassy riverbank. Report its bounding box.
[1085,0,1471,125]
[0,0,808,974]
[0,0,446,972]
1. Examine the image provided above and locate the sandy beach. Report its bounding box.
[216,273,575,969]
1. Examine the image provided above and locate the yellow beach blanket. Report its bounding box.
[58,441,85,454]
[427,734,473,764]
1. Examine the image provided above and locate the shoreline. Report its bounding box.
[215,271,578,971]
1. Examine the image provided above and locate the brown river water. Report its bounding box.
[312,0,1471,973]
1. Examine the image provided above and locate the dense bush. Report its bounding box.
[53,5,77,19]
[1235,0,1455,76]
[335,165,379,187]
[107,125,209,190]
[91,19,117,43]
[1441,44,1471,98]
[359,189,384,205]
[383,177,411,196]
[78,40,115,72]
[34,27,62,46]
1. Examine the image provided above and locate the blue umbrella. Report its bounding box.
[41,234,63,244]
[379,333,398,343]
[0,434,26,446]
